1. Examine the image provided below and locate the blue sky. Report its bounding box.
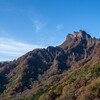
[0,0,100,61]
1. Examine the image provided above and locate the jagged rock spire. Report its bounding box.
[66,30,91,40]
[61,30,100,49]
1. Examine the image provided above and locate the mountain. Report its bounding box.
[0,30,100,100]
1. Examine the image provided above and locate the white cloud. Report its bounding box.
[34,20,46,32]
[30,17,46,32]
[0,37,44,61]
[56,24,63,30]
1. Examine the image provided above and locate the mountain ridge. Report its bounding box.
[0,30,100,100]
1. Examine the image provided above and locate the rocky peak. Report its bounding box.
[61,30,100,49]
[73,30,91,38]
[66,30,91,40]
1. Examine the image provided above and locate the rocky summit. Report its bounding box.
[0,30,100,100]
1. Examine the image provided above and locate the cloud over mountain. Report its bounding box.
[0,37,44,61]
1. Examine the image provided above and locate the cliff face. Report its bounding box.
[0,30,100,99]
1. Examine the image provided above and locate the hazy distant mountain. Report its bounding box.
[0,30,100,100]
